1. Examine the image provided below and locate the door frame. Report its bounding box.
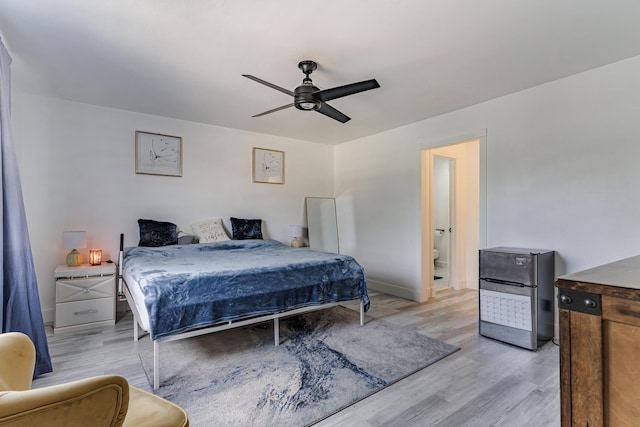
[419,131,486,301]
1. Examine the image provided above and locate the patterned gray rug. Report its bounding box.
[139,306,459,426]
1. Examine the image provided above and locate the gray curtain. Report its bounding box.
[0,37,52,377]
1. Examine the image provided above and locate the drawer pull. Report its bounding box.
[74,309,98,316]
[83,288,91,293]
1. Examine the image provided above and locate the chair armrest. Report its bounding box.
[0,332,36,391]
[0,375,129,427]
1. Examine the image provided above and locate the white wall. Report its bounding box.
[13,93,334,322]
[335,135,422,299]
[335,55,640,300]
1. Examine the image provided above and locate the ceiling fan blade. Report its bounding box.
[252,103,294,117]
[316,102,351,123]
[242,75,295,97]
[315,79,380,102]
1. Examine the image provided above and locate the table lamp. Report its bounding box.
[89,249,102,266]
[63,230,87,267]
[289,225,303,248]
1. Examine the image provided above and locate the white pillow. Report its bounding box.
[190,218,230,243]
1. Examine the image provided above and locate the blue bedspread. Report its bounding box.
[123,239,369,340]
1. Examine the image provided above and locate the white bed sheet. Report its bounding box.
[123,269,152,332]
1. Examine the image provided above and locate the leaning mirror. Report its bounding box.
[306,197,339,254]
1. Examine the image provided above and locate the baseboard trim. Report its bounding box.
[366,278,420,302]
[457,279,477,290]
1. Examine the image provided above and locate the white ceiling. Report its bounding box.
[2,1,640,145]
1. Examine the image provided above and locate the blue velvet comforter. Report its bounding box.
[123,239,369,340]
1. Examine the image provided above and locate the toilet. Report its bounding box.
[433,248,440,265]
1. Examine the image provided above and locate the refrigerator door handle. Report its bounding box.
[481,277,527,287]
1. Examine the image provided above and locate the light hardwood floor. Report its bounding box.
[33,289,560,426]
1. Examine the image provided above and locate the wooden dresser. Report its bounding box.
[556,256,640,426]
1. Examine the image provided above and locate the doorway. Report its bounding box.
[420,138,481,300]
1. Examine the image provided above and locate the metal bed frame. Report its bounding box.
[118,237,365,389]
[123,282,364,389]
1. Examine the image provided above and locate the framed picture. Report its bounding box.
[135,131,183,177]
[252,147,284,184]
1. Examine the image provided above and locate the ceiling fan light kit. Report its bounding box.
[243,60,379,123]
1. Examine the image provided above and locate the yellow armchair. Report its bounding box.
[0,332,188,427]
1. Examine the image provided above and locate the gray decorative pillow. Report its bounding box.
[138,219,178,247]
[230,217,263,240]
[177,234,197,245]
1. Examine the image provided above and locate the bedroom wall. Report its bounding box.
[12,93,335,323]
[335,54,640,300]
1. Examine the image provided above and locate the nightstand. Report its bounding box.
[54,263,116,334]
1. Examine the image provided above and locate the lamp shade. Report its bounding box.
[289,225,302,238]
[62,231,87,250]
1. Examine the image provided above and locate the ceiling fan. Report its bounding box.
[242,60,380,123]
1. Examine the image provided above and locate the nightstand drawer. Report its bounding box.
[56,275,115,303]
[55,297,114,328]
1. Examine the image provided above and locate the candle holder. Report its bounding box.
[89,249,102,266]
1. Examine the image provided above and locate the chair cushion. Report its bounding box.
[124,386,188,427]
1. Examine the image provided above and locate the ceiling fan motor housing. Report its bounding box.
[294,83,320,111]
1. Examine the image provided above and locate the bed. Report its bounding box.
[121,238,369,389]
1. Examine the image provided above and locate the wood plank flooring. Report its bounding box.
[33,289,560,426]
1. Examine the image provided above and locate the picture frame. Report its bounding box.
[135,130,183,177]
[252,147,284,184]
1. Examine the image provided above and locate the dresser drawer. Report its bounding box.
[56,275,115,303]
[55,297,114,328]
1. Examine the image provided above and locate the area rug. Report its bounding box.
[139,306,459,426]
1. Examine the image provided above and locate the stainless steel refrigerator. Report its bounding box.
[479,247,554,350]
